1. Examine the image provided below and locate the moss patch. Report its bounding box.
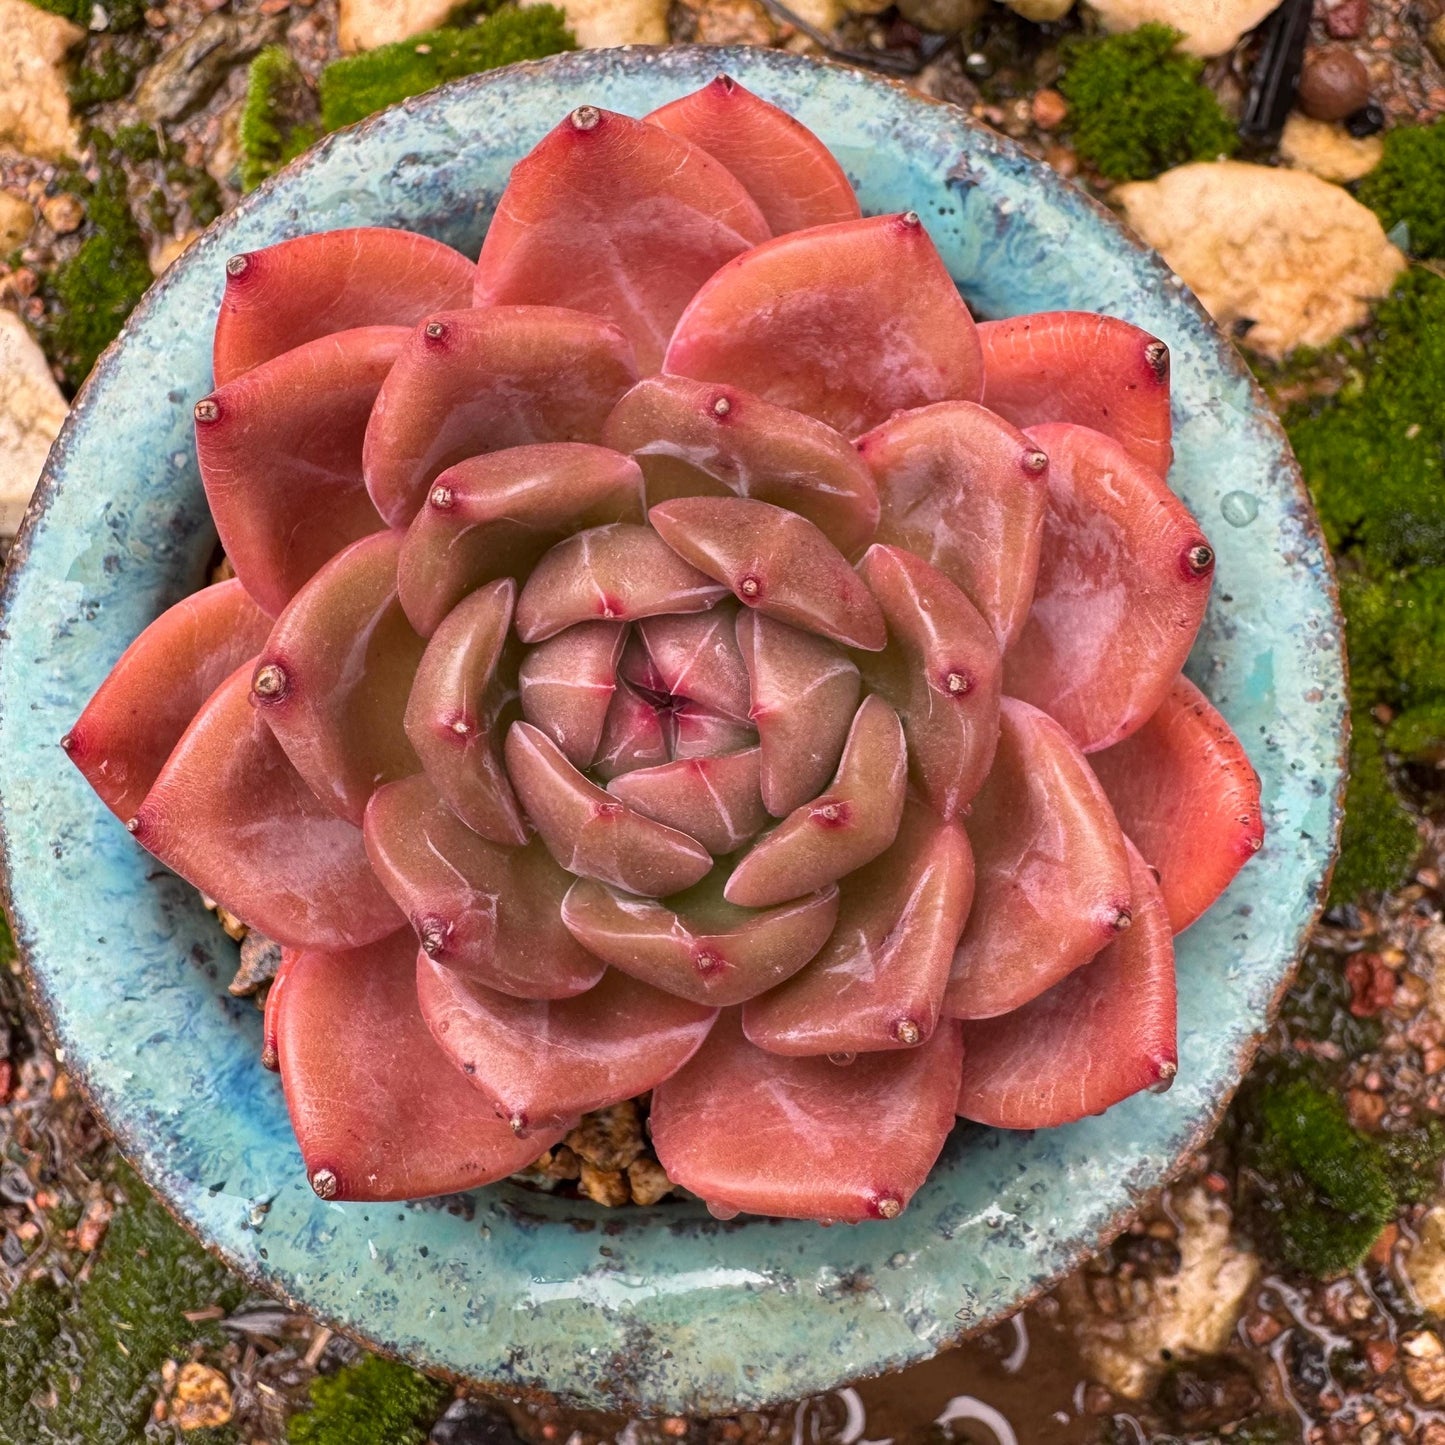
[1058,23,1237,182]
[0,1166,245,1445]
[1237,1074,1396,1277]
[240,45,321,193]
[25,0,145,28]
[41,137,153,391]
[1358,119,1445,259]
[67,31,156,110]
[287,1354,448,1445]
[318,5,574,133]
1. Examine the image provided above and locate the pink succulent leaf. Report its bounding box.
[277,930,563,1201]
[1089,674,1265,934]
[504,721,713,896]
[397,442,645,638]
[602,375,879,556]
[628,607,752,722]
[195,326,401,618]
[402,579,528,847]
[606,747,768,856]
[517,621,627,771]
[724,695,907,908]
[944,697,1131,1020]
[744,801,973,1056]
[473,106,770,371]
[1004,422,1215,753]
[130,665,405,949]
[956,837,1177,1129]
[252,531,424,827]
[514,522,730,644]
[416,954,718,1134]
[591,678,674,782]
[63,579,271,822]
[857,400,1048,650]
[649,497,886,651]
[363,306,638,528]
[979,312,1174,479]
[663,213,984,437]
[363,773,603,998]
[668,703,757,761]
[856,544,1002,820]
[651,1010,963,1223]
[736,611,860,817]
[212,227,475,386]
[644,76,861,235]
[560,866,838,1006]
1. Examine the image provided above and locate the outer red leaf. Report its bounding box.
[856,400,1048,649]
[1005,423,1214,753]
[212,227,474,386]
[1088,674,1265,933]
[402,579,527,847]
[602,375,879,556]
[130,666,404,950]
[416,956,718,1133]
[645,76,860,234]
[943,698,1131,1020]
[64,580,271,822]
[473,106,769,371]
[195,326,401,617]
[253,531,423,826]
[651,1011,963,1222]
[664,213,984,437]
[363,306,638,528]
[979,311,1174,478]
[364,774,602,999]
[857,545,1001,819]
[956,839,1177,1129]
[744,803,974,1055]
[277,931,561,1201]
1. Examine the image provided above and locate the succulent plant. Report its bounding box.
[64,79,1264,1224]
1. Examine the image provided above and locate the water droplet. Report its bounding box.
[1221,490,1259,527]
[706,1201,740,1221]
[828,1051,857,1066]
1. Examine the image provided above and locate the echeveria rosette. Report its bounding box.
[62,78,1265,1224]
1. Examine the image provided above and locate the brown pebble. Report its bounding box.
[1297,45,1371,122]
[1043,144,1078,178]
[1349,1086,1387,1131]
[167,1361,234,1431]
[1031,88,1067,130]
[1367,1337,1399,1375]
[577,1162,630,1207]
[1369,1221,1400,1267]
[1425,1046,1445,1076]
[1323,0,1367,39]
[1245,1308,1285,1347]
[566,1100,644,1172]
[41,193,84,235]
[627,1156,674,1206]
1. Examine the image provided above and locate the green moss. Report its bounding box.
[25,0,145,28]
[1238,1076,1397,1277]
[287,1355,448,1445]
[1381,1119,1445,1207]
[110,121,161,162]
[1289,270,1445,573]
[1057,23,1237,182]
[1358,120,1445,259]
[239,46,321,193]
[67,32,156,109]
[1330,709,1421,903]
[41,138,153,391]
[0,1279,67,1434]
[318,5,574,133]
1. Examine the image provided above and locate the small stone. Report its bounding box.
[1085,0,1279,57]
[675,0,777,45]
[168,1361,234,1431]
[1115,161,1406,359]
[527,0,669,46]
[577,1161,630,1207]
[0,311,68,542]
[1031,88,1068,130]
[430,1398,528,1445]
[533,1145,581,1181]
[0,192,33,253]
[1321,0,1366,40]
[1005,0,1074,17]
[150,230,200,277]
[1345,102,1386,138]
[134,10,286,123]
[40,193,84,235]
[1297,45,1371,122]
[1406,1208,1445,1318]
[1366,1337,1399,1376]
[0,0,84,161]
[628,1155,674,1206]
[896,0,986,29]
[1348,1086,1387,1131]
[229,931,282,997]
[75,1193,113,1252]
[1403,1331,1445,1406]
[1428,16,1445,70]
[566,1100,644,1172]
[1279,113,1383,182]
[338,0,457,52]
[1044,144,1079,177]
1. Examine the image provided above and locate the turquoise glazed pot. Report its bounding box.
[0,46,1345,1414]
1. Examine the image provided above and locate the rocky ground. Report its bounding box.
[2,0,1445,1441]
